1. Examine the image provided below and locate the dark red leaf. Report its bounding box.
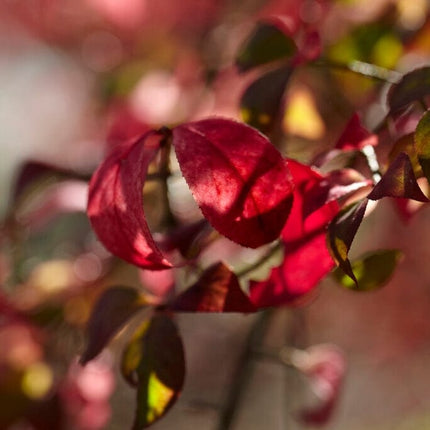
[367,152,428,202]
[172,118,294,248]
[80,286,145,364]
[87,130,172,269]
[388,66,430,114]
[414,110,430,183]
[171,262,256,313]
[235,21,297,72]
[240,65,292,134]
[335,113,377,151]
[121,314,185,429]
[327,199,368,286]
[250,161,339,308]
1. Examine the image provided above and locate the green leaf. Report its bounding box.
[80,286,145,365]
[121,314,185,429]
[236,22,297,72]
[414,110,430,184]
[327,199,368,287]
[333,249,403,291]
[388,66,430,114]
[367,152,428,202]
[240,65,292,134]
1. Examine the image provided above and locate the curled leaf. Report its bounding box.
[171,262,256,313]
[333,249,403,291]
[172,118,294,249]
[367,152,428,202]
[388,66,430,114]
[327,199,368,287]
[121,314,185,429]
[87,131,172,269]
[240,65,292,134]
[80,286,145,364]
[414,110,430,183]
[236,21,297,72]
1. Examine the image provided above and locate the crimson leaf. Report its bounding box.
[367,152,428,202]
[388,66,430,114]
[250,161,339,308]
[414,110,430,184]
[87,130,172,269]
[333,249,403,291]
[80,286,145,364]
[236,21,297,72]
[172,118,294,248]
[121,314,185,429]
[240,65,292,134]
[335,113,377,151]
[171,261,256,312]
[327,199,368,287]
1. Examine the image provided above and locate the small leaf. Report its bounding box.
[172,118,294,248]
[121,314,185,429]
[333,249,403,291]
[240,65,292,134]
[80,286,145,364]
[388,66,430,114]
[335,113,377,151]
[171,262,256,313]
[236,22,297,72]
[87,130,172,269]
[327,199,368,286]
[367,152,428,202]
[414,110,430,183]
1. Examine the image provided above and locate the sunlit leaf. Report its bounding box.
[250,161,339,308]
[388,66,430,114]
[87,130,172,269]
[389,133,422,178]
[80,286,145,364]
[236,22,297,72]
[121,314,185,429]
[172,118,294,248]
[240,65,292,134]
[414,110,430,183]
[327,199,368,286]
[367,152,428,202]
[171,262,256,312]
[333,249,403,291]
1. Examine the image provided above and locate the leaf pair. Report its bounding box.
[88,118,295,270]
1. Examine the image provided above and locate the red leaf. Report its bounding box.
[87,131,172,269]
[367,152,429,202]
[171,262,256,313]
[335,113,377,151]
[172,118,294,248]
[291,344,346,426]
[250,161,338,308]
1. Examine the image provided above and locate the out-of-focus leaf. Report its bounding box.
[333,249,403,291]
[388,66,430,114]
[367,152,428,202]
[172,118,294,248]
[81,286,145,364]
[240,65,292,134]
[236,22,297,72]
[250,161,339,308]
[327,199,368,286]
[87,130,173,269]
[171,262,256,312]
[121,314,185,429]
[335,113,377,151]
[414,110,430,183]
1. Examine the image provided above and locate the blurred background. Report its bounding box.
[2,0,430,429]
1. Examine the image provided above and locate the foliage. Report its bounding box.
[2,0,430,428]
